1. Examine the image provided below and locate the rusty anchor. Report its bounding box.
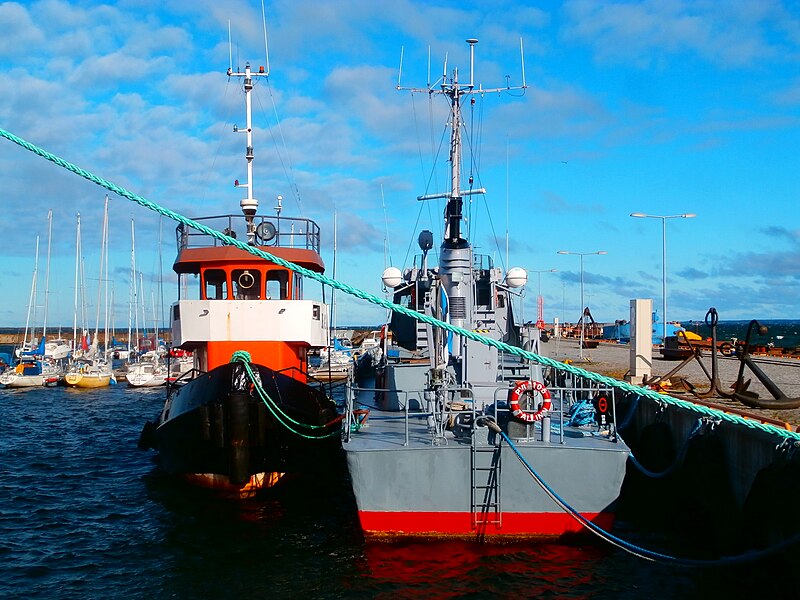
[729,320,800,410]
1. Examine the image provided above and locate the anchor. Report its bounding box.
[729,320,800,410]
[688,307,732,399]
[642,308,729,396]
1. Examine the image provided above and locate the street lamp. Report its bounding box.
[557,251,607,359]
[531,269,558,329]
[630,212,696,343]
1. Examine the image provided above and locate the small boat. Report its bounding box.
[342,39,629,539]
[0,336,64,388]
[309,338,355,382]
[0,354,63,388]
[64,356,114,388]
[138,59,341,497]
[126,356,170,387]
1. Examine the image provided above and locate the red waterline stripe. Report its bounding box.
[357,510,614,537]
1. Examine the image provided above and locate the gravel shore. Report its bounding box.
[539,337,800,428]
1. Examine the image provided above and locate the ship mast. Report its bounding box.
[409,38,525,244]
[398,38,527,358]
[229,62,268,244]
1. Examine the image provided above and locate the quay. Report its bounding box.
[543,336,800,429]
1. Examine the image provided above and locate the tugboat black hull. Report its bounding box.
[140,362,341,494]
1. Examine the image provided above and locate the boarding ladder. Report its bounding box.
[470,424,502,529]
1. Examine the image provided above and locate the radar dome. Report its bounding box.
[382,267,403,289]
[505,267,528,288]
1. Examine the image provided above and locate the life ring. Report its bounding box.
[509,380,552,423]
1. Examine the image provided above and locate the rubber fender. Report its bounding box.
[210,402,225,448]
[633,421,677,474]
[741,459,800,550]
[198,404,211,442]
[674,433,738,551]
[226,391,251,485]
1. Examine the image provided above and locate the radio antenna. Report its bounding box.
[397,46,404,88]
[261,0,270,76]
[228,20,233,72]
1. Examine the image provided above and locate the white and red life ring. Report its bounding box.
[508,380,552,423]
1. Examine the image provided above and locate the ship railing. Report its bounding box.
[488,374,621,445]
[176,214,321,253]
[165,367,205,392]
[343,384,413,445]
[345,375,621,446]
[345,383,475,447]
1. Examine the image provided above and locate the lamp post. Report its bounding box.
[557,251,607,359]
[531,269,557,329]
[630,212,696,343]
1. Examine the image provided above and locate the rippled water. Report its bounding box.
[0,384,795,599]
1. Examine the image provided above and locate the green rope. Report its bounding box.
[230,350,340,439]
[231,350,252,364]
[3,126,798,442]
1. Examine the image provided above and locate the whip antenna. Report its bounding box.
[261,0,270,76]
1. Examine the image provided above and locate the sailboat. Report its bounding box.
[125,227,169,387]
[138,55,341,497]
[0,336,61,388]
[40,209,71,364]
[309,212,355,382]
[342,39,630,539]
[1,212,64,388]
[64,199,114,388]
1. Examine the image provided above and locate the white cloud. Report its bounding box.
[561,0,794,68]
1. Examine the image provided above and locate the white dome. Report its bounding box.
[505,267,528,288]
[381,266,403,289]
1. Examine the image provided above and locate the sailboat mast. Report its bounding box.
[104,199,110,355]
[23,236,40,350]
[128,220,135,355]
[73,214,80,351]
[94,197,109,341]
[42,209,53,340]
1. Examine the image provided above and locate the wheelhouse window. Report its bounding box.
[233,269,262,300]
[203,269,228,300]
[266,270,289,300]
[293,272,303,299]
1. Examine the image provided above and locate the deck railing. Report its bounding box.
[176,214,321,254]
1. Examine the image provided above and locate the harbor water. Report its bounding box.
[1,372,798,598]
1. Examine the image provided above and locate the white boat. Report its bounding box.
[0,353,62,388]
[126,357,170,387]
[310,340,355,381]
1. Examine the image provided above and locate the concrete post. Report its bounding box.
[628,298,652,385]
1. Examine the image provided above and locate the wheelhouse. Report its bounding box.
[169,215,329,379]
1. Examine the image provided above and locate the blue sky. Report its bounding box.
[1,0,799,332]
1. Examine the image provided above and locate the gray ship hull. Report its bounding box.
[345,408,629,538]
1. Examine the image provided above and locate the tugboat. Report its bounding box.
[342,39,630,538]
[139,61,341,497]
